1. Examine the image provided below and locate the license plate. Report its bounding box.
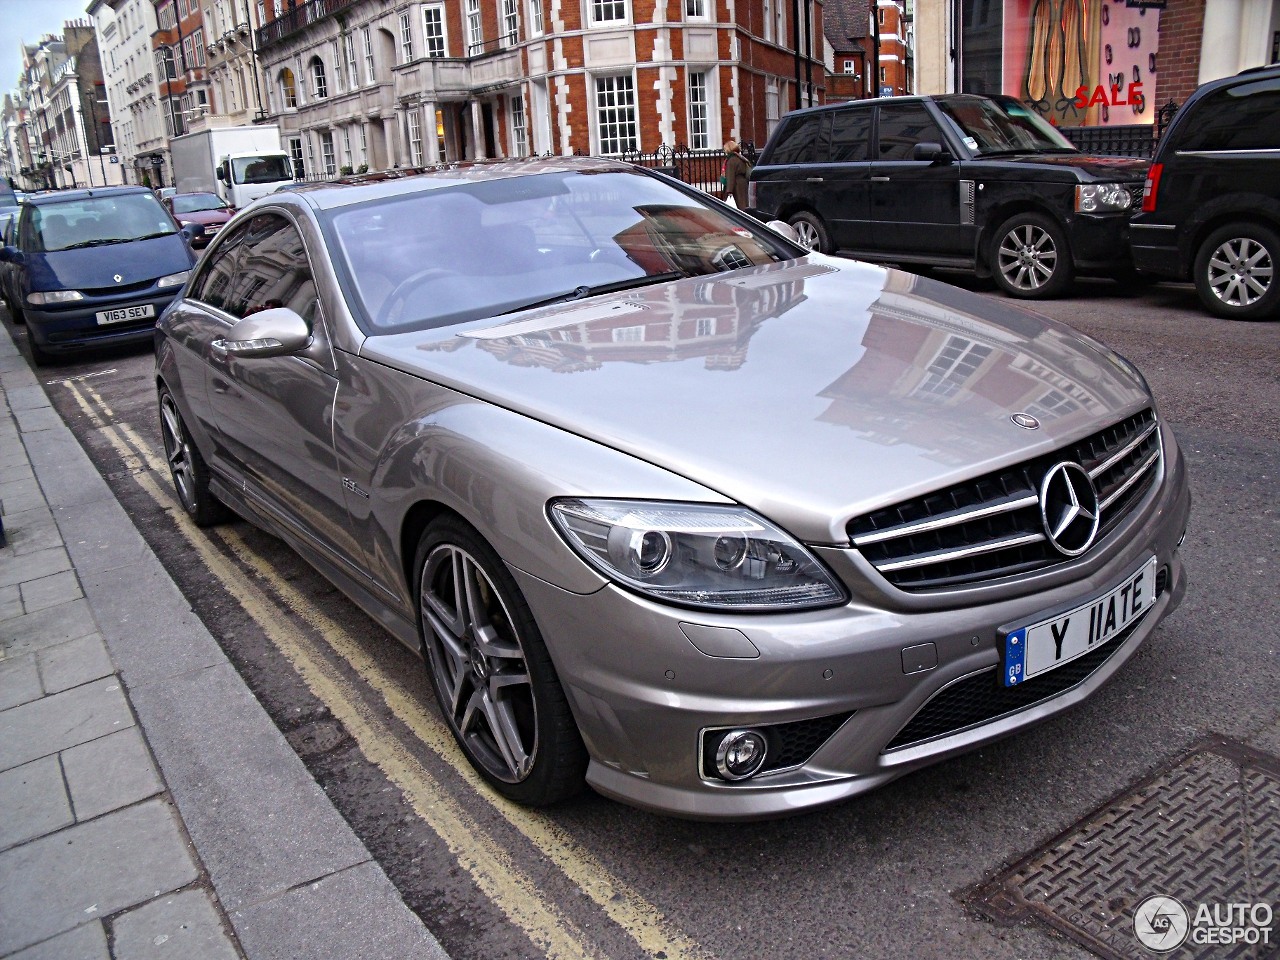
[1002,557,1157,687]
[95,304,155,326]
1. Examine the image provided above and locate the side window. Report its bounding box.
[767,114,827,165]
[875,102,946,161]
[188,224,249,312]
[827,108,872,163]
[222,213,317,321]
[1175,79,1280,152]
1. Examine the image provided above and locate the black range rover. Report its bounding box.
[749,94,1149,299]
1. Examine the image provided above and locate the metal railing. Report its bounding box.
[1057,100,1180,159]
[256,0,357,48]
[606,142,759,193]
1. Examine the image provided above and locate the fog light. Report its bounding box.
[715,729,768,780]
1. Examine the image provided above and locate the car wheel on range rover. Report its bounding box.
[1194,222,1280,321]
[991,212,1074,300]
[787,211,832,254]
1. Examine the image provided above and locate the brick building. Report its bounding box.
[252,0,825,179]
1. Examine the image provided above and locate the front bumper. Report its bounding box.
[514,425,1191,820]
[1064,211,1137,273]
[25,290,181,356]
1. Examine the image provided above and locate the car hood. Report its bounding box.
[365,257,1153,543]
[26,234,194,291]
[985,153,1150,180]
[175,210,232,225]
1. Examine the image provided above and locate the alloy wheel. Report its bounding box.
[792,220,821,250]
[420,543,537,784]
[997,223,1059,292]
[159,394,197,512]
[1206,236,1273,308]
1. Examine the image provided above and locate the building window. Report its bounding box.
[182,37,194,72]
[762,0,784,43]
[502,0,519,46]
[465,0,483,55]
[279,67,297,108]
[305,134,315,176]
[423,6,446,57]
[363,26,375,84]
[407,109,423,165]
[399,11,414,63]
[765,76,780,134]
[510,93,527,156]
[687,69,711,149]
[843,59,857,74]
[685,0,707,18]
[310,56,328,98]
[591,0,627,24]
[342,126,352,168]
[344,33,359,88]
[156,46,175,79]
[595,74,637,154]
[528,0,543,35]
[359,124,367,163]
[193,29,205,67]
[320,130,336,175]
[331,40,344,92]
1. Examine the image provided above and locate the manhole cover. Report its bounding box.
[967,739,1280,960]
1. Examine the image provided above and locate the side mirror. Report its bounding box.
[216,168,226,182]
[765,220,802,244]
[210,306,311,360]
[180,222,205,243]
[911,142,952,163]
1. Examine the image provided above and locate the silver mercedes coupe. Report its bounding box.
[155,157,1190,819]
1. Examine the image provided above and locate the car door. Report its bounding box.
[202,211,364,567]
[818,106,874,250]
[867,101,968,256]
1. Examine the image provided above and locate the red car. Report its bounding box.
[163,192,234,248]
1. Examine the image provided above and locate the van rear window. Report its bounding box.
[1175,80,1280,152]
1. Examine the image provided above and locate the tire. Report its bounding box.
[158,387,230,527]
[1193,223,1280,320]
[787,211,832,254]
[415,516,586,806]
[990,212,1074,299]
[28,336,53,367]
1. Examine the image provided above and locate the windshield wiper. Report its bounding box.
[60,231,175,250]
[497,271,683,316]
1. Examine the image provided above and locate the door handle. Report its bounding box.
[871,176,891,182]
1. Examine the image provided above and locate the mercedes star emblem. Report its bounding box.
[1039,462,1100,557]
[113,274,123,283]
[1011,412,1040,430]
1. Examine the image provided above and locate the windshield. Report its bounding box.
[934,96,1079,156]
[172,192,228,214]
[328,169,797,334]
[32,193,177,252]
[231,155,293,184]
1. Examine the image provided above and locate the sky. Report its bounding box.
[3,0,100,97]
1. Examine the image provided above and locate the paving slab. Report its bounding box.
[19,569,82,614]
[0,545,70,589]
[0,654,41,711]
[4,384,49,413]
[0,596,98,659]
[55,499,155,575]
[128,662,370,913]
[0,677,134,772]
[0,476,43,515]
[0,799,198,955]
[61,727,164,823]
[0,583,20,620]
[112,889,241,960]
[36,633,115,695]
[83,561,227,688]
[5,922,109,960]
[0,755,73,851]
[0,504,59,557]
[22,429,112,510]
[230,861,449,960]
[12,405,63,435]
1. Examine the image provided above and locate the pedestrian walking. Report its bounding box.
[722,139,752,209]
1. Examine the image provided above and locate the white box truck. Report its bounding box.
[170,125,295,208]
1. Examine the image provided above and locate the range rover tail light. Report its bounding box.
[1141,163,1164,213]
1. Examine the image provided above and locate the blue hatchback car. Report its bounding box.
[0,186,198,364]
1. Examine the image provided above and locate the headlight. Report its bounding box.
[157,271,190,288]
[549,499,847,611]
[1075,183,1132,213]
[26,289,84,304]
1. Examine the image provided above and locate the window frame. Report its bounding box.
[399,10,415,63]
[593,73,639,155]
[423,6,447,57]
[310,55,328,99]
[589,0,630,27]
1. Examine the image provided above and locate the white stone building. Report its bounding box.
[89,0,170,186]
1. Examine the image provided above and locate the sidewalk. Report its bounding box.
[0,326,450,959]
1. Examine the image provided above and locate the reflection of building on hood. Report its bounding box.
[612,204,775,276]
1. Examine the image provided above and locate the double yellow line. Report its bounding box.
[63,377,707,960]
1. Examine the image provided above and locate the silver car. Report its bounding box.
[155,157,1190,820]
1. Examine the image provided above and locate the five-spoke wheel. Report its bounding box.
[158,388,229,527]
[416,517,585,804]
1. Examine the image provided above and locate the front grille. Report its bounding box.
[82,279,155,297]
[848,410,1161,592]
[701,712,854,781]
[884,610,1149,752]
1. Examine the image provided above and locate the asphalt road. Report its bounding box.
[6,271,1278,960]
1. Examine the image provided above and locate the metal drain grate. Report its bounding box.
[967,739,1280,960]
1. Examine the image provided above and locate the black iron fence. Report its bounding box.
[1057,100,1181,159]
[607,142,759,194]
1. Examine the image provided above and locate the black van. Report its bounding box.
[749,94,1149,299]
[1130,65,1280,320]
